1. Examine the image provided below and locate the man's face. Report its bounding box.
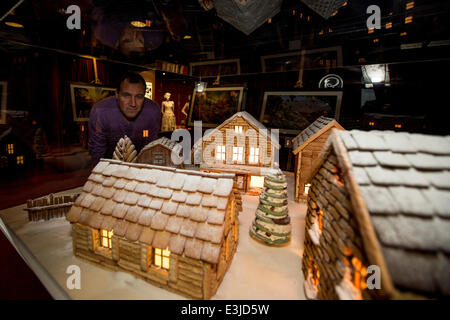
[116,79,145,120]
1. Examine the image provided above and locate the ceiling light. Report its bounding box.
[361,64,390,87]
[183,35,192,39]
[195,81,207,92]
[130,20,147,28]
[4,21,24,28]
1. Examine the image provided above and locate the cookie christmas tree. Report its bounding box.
[249,167,291,246]
[113,135,137,163]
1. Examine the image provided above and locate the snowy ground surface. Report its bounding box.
[0,172,307,300]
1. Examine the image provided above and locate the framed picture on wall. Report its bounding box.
[261,46,343,73]
[260,91,343,134]
[70,83,116,122]
[187,87,244,127]
[145,81,153,100]
[190,59,241,77]
[0,81,7,124]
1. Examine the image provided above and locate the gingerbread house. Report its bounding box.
[193,111,280,195]
[302,129,450,300]
[66,159,239,299]
[292,116,344,202]
[136,137,183,168]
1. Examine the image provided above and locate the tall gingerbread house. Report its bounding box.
[302,129,450,300]
[66,159,239,299]
[292,116,344,202]
[193,111,280,195]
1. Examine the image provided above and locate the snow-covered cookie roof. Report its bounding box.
[139,137,183,160]
[310,129,450,296]
[292,116,342,152]
[66,159,236,264]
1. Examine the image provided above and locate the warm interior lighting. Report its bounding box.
[373,38,379,43]
[292,10,296,15]
[183,35,192,39]
[304,183,311,195]
[386,22,392,29]
[143,129,149,137]
[232,146,243,163]
[154,247,170,270]
[216,145,226,161]
[307,16,311,22]
[330,10,338,17]
[309,257,320,288]
[405,16,413,24]
[7,144,14,154]
[342,2,347,6]
[368,28,374,34]
[80,125,85,132]
[395,124,402,129]
[335,166,345,187]
[317,209,324,230]
[299,12,303,19]
[369,121,375,126]
[319,30,324,35]
[267,18,272,24]
[100,229,113,249]
[5,21,24,28]
[406,1,415,10]
[16,156,24,165]
[234,126,243,133]
[400,32,407,36]
[250,175,264,189]
[249,147,259,164]
[344,247,368,291]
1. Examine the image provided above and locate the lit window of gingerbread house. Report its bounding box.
[193,111,280,195]
[66,159,239,299]
[136,137,183,168]
[302,129,450,299]
[0,127,35,170]
[292,116,344,202]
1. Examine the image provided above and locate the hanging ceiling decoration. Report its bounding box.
[301,0,348,20]
[212,0,282,35]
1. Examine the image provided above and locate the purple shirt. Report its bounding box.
[88,96,161,166]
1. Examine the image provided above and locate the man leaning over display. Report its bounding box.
[88,72,161,166]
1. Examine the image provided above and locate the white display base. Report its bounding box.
[0,172,308,300]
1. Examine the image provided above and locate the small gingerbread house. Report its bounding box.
[302,129,450,300]
[193,111,280,195]
[136,137,183,168]
[66,159,239,299]
[292,116,344,202]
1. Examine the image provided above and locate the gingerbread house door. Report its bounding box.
[235,174,247,192]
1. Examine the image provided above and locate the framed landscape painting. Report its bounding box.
[70,83,116,122]
[261,46,343,73]
[187,87,244,127]
[260,91,343,134]
[190,59,241,77]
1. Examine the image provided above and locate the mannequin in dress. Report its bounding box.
[180,94,190,125]
[161,92,176,132]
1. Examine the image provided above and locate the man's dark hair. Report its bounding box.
[117,72,146,92]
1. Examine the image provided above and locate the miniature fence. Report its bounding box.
[24,193,80,221]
